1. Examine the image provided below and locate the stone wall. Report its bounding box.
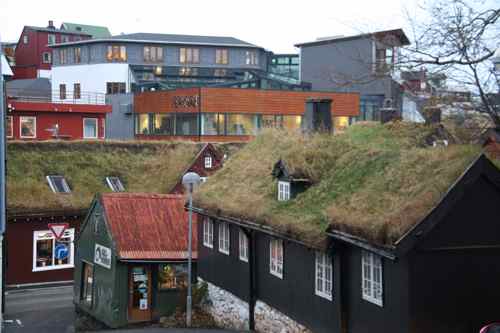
[198,278,249,330]
[255,300,312,333]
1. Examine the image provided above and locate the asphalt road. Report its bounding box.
[4,285,76,333]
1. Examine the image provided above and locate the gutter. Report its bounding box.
[326,230,397,260]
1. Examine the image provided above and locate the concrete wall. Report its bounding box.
[105,93,135,140]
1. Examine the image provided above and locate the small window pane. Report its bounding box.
[83,118,98,139]
[20,117,36,138]
[47,175,71,193]
[106,176,125,192]
[158,264,188,290]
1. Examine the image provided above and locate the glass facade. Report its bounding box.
[269,54,300,80]
[358,96,384,121]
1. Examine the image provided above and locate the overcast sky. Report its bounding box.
[0,0,421,53]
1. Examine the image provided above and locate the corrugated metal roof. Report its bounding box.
[101,193,197,260]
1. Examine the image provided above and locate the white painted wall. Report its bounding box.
[51,63,132,104]
[37,69,51,79]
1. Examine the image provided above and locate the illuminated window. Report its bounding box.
[6,116,13,138]
[33,229,75,272]
[74,47,81,63]
[362,251,383,306]
[144,46,164,62]
[153,114,175,135]
[135,114,150,135]
[179,48,199,64]
[226,114,258,135]
[245,51,259,65]
[20,116,36,138]
[333,116,350,132]
[315,252,333,300]
[179,67,198,76]
[107,45,127,61]
[158,264,188,290]
[216,49,229,65]
[203,218,214,248]
[239,230,248,262]
[282,115,302,131]
[218,222,230,255]
[106,176,125,192]
[270,239,283,278]
[46,175,71,193]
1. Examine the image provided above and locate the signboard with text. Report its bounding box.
[94,243,112,269]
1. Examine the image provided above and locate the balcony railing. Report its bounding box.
[7,89,108,105]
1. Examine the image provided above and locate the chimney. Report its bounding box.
[304,98,333,133]
[48,20,55,29]
[423,107,442,125]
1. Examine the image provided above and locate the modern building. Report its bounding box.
[6,98,110,140]
[5,141,225,287]
[74,193,196,327]
[268,54,300,80]
[295,29,411,120]
[192,122,500,333]
[133,87,360,142]
[60,22,111,39]
[13,21,91,79]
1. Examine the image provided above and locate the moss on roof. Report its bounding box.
[194,122,483,248]
[7,141,223,215]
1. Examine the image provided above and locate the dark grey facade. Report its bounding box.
[105,94,134,140]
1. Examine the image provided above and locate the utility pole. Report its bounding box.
[0,32,6,333]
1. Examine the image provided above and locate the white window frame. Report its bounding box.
[6,116,13,138]
[278,181,290,201]
[105,176,125,192]
[42,52,52,64]
[46,175,71,193]
[32,228,75,272]
[361,251,383,307]
[269,239,283,279]
[20,116,36,138]
[204,156,212,169]
[83,118,98,139]
[239,229,248,262]
[203,218,214,248]
[315,252,333,300]
[218,222,230,255]
[23,35,28,44]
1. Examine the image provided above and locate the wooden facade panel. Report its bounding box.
[134,88,200,114]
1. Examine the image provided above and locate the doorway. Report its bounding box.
[128,265,152,322]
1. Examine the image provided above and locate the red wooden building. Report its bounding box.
[13,21,90,79]
[6,99,110,140]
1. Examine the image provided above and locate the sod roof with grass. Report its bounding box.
[194,122,484,248]
[7,141,240,216]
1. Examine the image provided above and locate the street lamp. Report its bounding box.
[182,171,201,327]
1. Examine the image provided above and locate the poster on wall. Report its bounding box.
[139,299,148,310]
[94,244,112,269]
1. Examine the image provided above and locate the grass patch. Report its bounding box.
[194,122,483,247]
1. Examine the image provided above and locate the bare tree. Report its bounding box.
[402,0,500,128]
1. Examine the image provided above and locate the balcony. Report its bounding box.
[7,89,108,105]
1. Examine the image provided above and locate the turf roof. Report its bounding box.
[194,122,483,248]
[6,141,239,215]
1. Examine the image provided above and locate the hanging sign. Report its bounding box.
[94,244,112,269]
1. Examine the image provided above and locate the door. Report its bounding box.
[128,265,152,322]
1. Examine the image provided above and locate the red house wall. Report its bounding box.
[5,216,82,286]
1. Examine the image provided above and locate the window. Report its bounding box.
[175,113,198,136]
[362,251,383,306]
[203,218,214,248]
[153,114,175,135]
[20,116,36,138]
[218,222,230,255]
[73,83,81,99]
[204,156,212,169]
[239,230,248,262]
[315,252,333,300]
[214,68,227,77]
[216,49,229,65]
[158,264,188,290]
[46,175,71,193]
[179,67,198,76]
[106,176,125,192]
[74,47,81,63]
[245,51,259,65]
[48,34,55,45]
[81,262,94,306]
[226,114,258,135]
[201,113,225,135]
[83,118,98,139]
[59,49,69,64]
[333,116,350,133]
[33,228,75,272]
[179,48,200,64]
[42,52,52,64]
[375,47,395,73]
[6,116,13,138]
[23,35,28,44]
[135,114,150,135]
[143,46,164,62]
[61,35,70,43]
[59,84,66,99]
[278,181,290,201]
[106,45,127,61]
[106,82,126,94]
[270,239,283,278]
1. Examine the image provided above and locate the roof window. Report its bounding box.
[106,176,125,192]
[46,175,71,193]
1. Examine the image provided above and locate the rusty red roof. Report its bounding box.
[101,193,197,261]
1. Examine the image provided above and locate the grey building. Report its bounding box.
[296,29,411,120]
[105,94,134,139]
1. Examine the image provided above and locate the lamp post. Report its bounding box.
[182,172,201,327]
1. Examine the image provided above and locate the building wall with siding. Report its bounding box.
[105,93,135,140]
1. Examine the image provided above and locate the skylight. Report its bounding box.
[106,177,125,192]
[46,175,71,193]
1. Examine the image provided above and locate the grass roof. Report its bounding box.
[194,122,483,248]
[7,141,239,215]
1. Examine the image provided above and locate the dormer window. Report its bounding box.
[46,175,71,193]
[278,181,290,201]
[106,177,125,192]
[204,156,212,169]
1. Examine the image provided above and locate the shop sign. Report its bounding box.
[173,95,199,108]
[94,243,112,269]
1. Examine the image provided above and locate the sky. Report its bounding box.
[0,0,420,53]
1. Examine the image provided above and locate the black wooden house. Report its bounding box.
[192,123,500,333]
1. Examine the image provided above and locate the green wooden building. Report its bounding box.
[74,193,197,328]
